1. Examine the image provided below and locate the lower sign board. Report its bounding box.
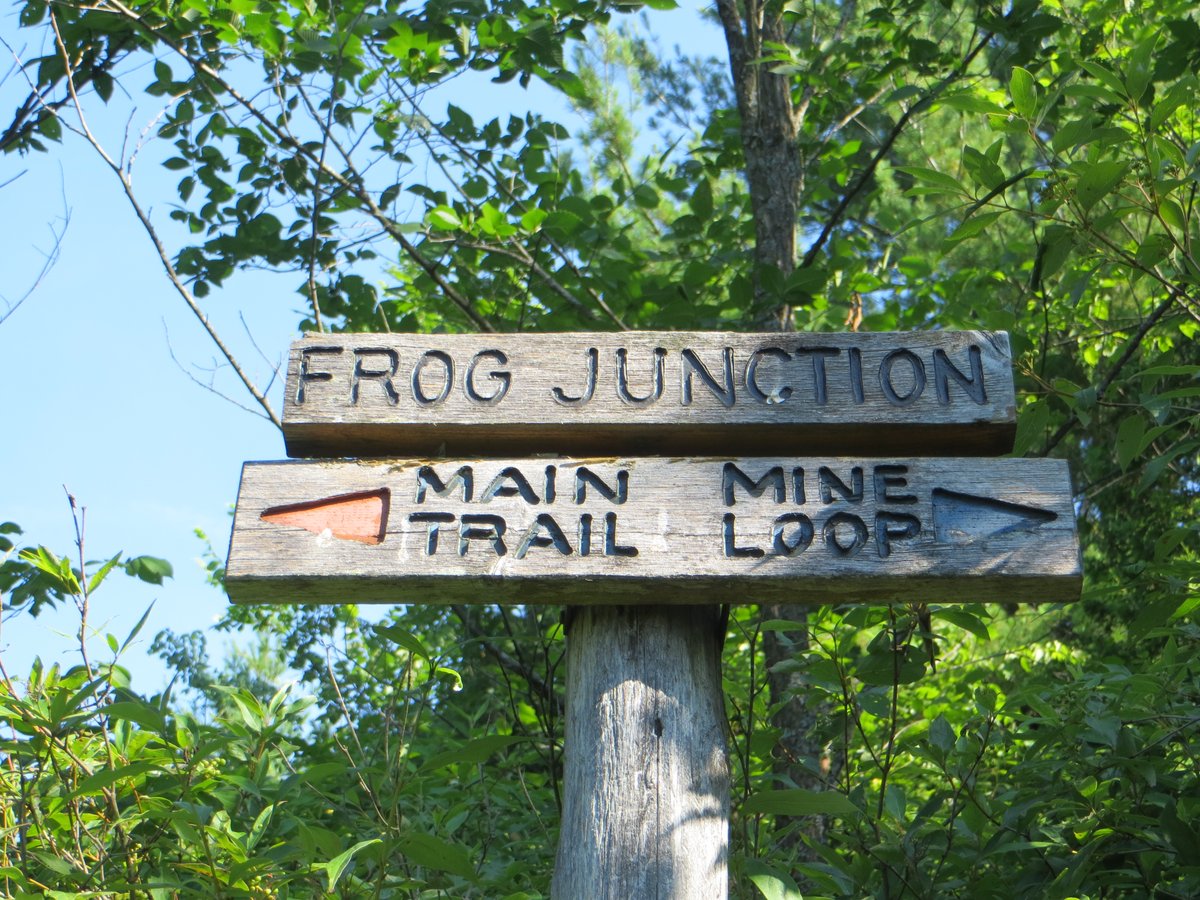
[226,456,1080,605]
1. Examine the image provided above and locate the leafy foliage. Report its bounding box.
[3,0,1200,896]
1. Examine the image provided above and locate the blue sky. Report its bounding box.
[1,2,724,690]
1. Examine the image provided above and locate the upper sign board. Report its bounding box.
[226,455,1080,606]
[282,331,1016,457]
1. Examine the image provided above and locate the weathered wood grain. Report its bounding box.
[281,331,1016,457]
[552,606,729,900]
[225,455,1080,605]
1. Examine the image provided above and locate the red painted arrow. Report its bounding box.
[261,489,390,545]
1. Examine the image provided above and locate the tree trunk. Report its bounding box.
[715,0,836,852]
[715,0,801,325]
[552,606,729,899]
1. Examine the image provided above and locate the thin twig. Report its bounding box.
[47,12,281,428]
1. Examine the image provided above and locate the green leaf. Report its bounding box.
[1161,799,1200,860]
[962,146,1005,191]
[520,207,547,231]
[633,184,660,209]
[104,701,167,733]
[374,623,432,660]
[323,839,382,891]
[743,788,858,818]
[1137,233,1174,268]
[247,803,276,852]
[86,552,124,595]
[745,859,804,900]
[944,211,1004,246]
[71,761,158,798]
[119,603,155,654]
[1125,33,1157,102]
[1159,199,1187,231]
[477,202,516,237]
[123,555,173,585]
[936,607,991,640]
[1150,78,1195,130]
[1075,161,1128,212]
[1080,61,1129,100]
[894,165,967,195]
[689,178,713,219]
[1011,399,1049,456]
[786,266,828,295]
[1009,67,1036,118]
[428,206,462,230]
[928,714,955,753]
[1116,415,1146,470]
[396,833,476,879]
[938,91,1009,115]
[856,647,926,685]
[421,734,523,771]
[1138,364,1200,377]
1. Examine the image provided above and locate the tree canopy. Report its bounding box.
[2,0,1199,895]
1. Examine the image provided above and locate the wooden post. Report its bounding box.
[552,606,730,899]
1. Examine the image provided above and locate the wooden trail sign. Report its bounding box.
[228,326,1079,900]
[226,455,1080,606]
[281,331,1017,457]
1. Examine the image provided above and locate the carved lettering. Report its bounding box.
[933,345,986,404]
[415,465,473,503]
[552,347,598,406]
[574,468,628,504]
[483,467,540,504]
[794,347,840,405]
[818,466,864,504]
[875,512,921,557]
[791,467,807,504]
[604,512,638,557]
[824,512,868,557]
[772,513,814,556]
[681,348,735,407]
[409,511,455,555]
[465,349,512,406]
[296,346,342,404]
[873,464,917,505]
[616,347,665,406]
[351,348,400,405]
[722,463,786,505]
[848,346,865,404]
[745,347,792,404]
[723,513,764,558]
[880,349,927,406]
[516,513,572,558]
[578,513,593,556]
[459,514,507,556]
[411,350,454,406]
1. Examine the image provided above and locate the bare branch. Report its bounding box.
[162,321,279,422]
[47,11,282,429]
[0,178,69,327]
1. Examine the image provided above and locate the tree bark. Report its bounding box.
[552,606,729,899]
[715,0,801,323]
